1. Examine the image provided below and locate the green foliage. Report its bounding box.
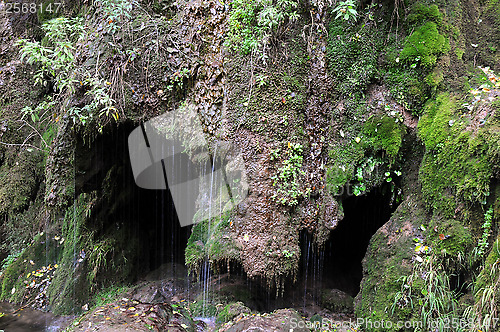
[407,4,443,25]
[327,20,380,95]
[476,207,495,258]
[93,285,129,307]
[1,251,22,271]
[271,142,310,206]
[226,0,299,57]
[362,115,406,163]
[216,302,251,324]
[166,67,190,92]
[392,256,459,332]
[17,16,120,127]
[68,76,118,126]
[418,94,497,216]
[469,234,500,330]
[95,0,134,34]
[185,212,240,276]
[17,17,84,93]
[47,195,92,314]
[326,138,364,195]
[21,96,56,125]
[332,0,357,21]
[400,22,449,68]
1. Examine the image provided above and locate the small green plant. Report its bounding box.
[226,0,299,58]
[256,74,268,88]
[95,0,134,34]
[166,67,190,91]
[271,142,310,206]
[93,285,129,307]
[476,207,494,258]
[17,17,84,93]
[21,96,56,124]
[353,167,366,196]
[1,251,22,271]
[332,0,357,21]
[68,76,118,126]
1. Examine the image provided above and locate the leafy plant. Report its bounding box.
[476,207,494,258]
[392,255,460,331]
[1,251,22,271]
[21,96,56,124]
[17,17,84,93]
[332,0,357,21]
[226,0,299,59]
[95,0,135,34]
[271,142,310,206]
[166,67,190,91]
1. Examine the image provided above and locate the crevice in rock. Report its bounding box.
[297,183,398,300]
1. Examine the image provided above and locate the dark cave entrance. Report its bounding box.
[75,122,191,278]
[297,183,399,303]
[243,183,401,313]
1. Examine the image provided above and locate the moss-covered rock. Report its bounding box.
[321,289,354,313]
[355,194,428,330]
[216,301,251,324]
[400,22,450,68]
[362,115,406,163]
[185,212,240,276]
[418,93,499,216]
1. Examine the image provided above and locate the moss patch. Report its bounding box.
[418,93,498,216]
[185,211,240,276]
[362,115,406,163]
[400,22,450,68]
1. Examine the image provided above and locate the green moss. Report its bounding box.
[384,66,428,112]
[418,93,498,216]
[418,93,455,150]
[47,195,92,315]
[425,69,444,89]
[0,151,43,214]
[327,20,381,96]
[326,142,364,194]
[427,217,473,258]
[408,4,443,25]
[362,115,406,163]
[0,234,61,303]
[400,22,450,68]
[216,302,251,324]
[185,211,240,276]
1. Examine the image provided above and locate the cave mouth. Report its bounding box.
[75,122,192,278]
[298,183,399,300]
